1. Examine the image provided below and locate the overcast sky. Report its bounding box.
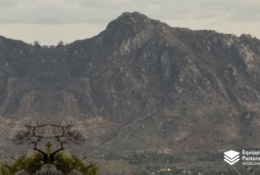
[0,0,259,45]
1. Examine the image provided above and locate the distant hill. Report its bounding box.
[0,11,260,174]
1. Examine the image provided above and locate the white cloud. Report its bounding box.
[0,0,258,24]
[0,0,259,45]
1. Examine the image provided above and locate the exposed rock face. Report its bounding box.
[1,12,260,156]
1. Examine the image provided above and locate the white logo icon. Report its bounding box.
[224,150,240,165]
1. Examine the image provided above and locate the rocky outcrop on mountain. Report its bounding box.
[1,12,260,165]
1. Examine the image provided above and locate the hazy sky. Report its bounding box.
[0,0,259,45]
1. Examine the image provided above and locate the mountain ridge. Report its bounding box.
[0,12,260,173]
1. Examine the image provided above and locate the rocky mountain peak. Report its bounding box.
[107,11,151,27]
[97,11,176,55]
[103,12,154,41]
[1,12,260,172]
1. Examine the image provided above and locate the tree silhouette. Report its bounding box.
[57,41,64,47]
[33,41,40,47]
[0,122,98,175]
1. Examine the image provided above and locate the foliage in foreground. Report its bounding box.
[0,151,98,175]
[0,122,98,175]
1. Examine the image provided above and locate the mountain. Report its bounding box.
[1,11,260,174]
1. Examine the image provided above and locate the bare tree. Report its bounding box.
[0,122,98,175]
